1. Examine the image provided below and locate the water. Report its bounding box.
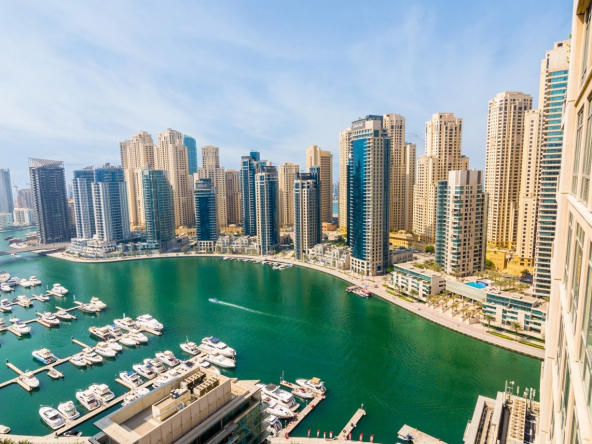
[0,227,36,251]
[333,201,338,217]
[466,282,488,289]
[0,255,540,442]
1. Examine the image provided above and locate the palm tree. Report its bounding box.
[410,289,419,300]
[509,321,523,341]
[482,313,495,331]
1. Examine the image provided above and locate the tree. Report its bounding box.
[425,245,435,254]
[410,289,419,300]
[509,321,523,341]
[485,259,495,270]
[482,313,495,331]
[520,269,530,279]
[182,246,188,254]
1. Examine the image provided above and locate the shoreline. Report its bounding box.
[47,251,544,360]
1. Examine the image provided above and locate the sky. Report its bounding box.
[0,0,572,190]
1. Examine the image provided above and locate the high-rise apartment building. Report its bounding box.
[120,131,155,228]
[142,168,175,251]
[12,208,34,226]
[278,162,299,227]
[413,113,468,244]
[403,142,416,230]
[196,145,227,228]
[383,114,409,232]
[347,116,390,276]
[338,127,353,229]
[294,169,321,260]
[435,170,486,276]
[255,165,279,255]
[92,166,130,242]
[29,158,71,244]
[194,178,218,244]
[305,145,333,223]
[17,188,32,209]
[484,92,533,248]
[240,151,260,236]
[183,135,198,175]
[0,169,13,214]
[225,169,241,225]
[72,168,96,239]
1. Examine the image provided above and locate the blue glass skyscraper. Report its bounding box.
[194,178,218,242]
[240,151,260,236]
[183,135,198,176]
[142,169,175,250]
[255,165,279,255]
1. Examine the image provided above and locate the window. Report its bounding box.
[580,97,592,202]
[572,109,585,195]
[583,6,592,82]
[570,224,585,326]
[565,213,574,285]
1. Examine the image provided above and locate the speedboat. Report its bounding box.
[107,338,122,352]
[39,406,65,430]
[1,284,13,293]
[76,390,101,411]
[119,371,143,387]
[35,294,50,302]
[89,297,106,310]
[47,368,62,379]
[38,312,60,326]
[0,299,11,311]
[55,309,76,320]
[12,319,31,334]
[21,371,39,388]
[107,324,123,337]
[95,342,117,358]
[208,298,219,303]
[32,348,57,364]
[16,295,32,307]
[199,361,220,374]
[82,348,103,364]
[180,340,200,355]
[5,278,18,287]
[204,352,236,368]
[19,279,31,288]
[265,414,283,435]
[263,398,295,419]
[133,363,157,379]
[52,284,68,295]
[291,386,314,399]
[257,383,296,408]
[113,316,139,331]
[295,377,326,394]
[89,383,115,402]
[0,425,9,434]
[57,401,80,420]
[201,337,236,357]
[136,314,163,331]
[156,351,180,367]
[89,326,114,340]
[29,276,41,286]
[119,334,138,346]
[69,354,87,367]
[143,358,166,373]
[128,329,148,343]
[62,430,82,437]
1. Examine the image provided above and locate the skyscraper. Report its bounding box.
[225,169,241,225]
[17,188,32,209]
[338,127,352,229]
[305,145,332,223]
[156,129,194,229]
[484,92,533,248]
[255,165,279,255]
[403,142,416,231]
[196,146,227,228]
[194,178,218,245]
[435,170,486,276]
[92,165,130,242]
[29,158,71,244]
[72,168,96,239]
[240,151,260,236]
[142,168,175,251]
[383,114,407,231]
[294,169,320,260]
[347,116,390,276]
[278,162,299,227]
[183,135,198,175]
[413,113,468,244]
[0,169,13,214]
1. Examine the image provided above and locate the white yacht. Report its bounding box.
[32,348,57,364]
[265,415,283,435]
[201,336,236,357]
[69,354,87,367]
[143,358,166,373]
[38,312,60,326]
[12,319,31,334]
[119,371,143,387]
[113,316,139,331]
[89,326,113,340]
[156,351,180,367]
[107,324,123,337]
[136,314,163,331]
[19,279,31,288]
[89,297,106,310]
[39,406,65,430]
[121,388,149,406]
[0,299,11,311]
[291,386,314,399]
[16,295,32,307]
[95,342,117,357]
[21,371,39,388]
[29,276,41,286]
[204,352,236,369]
[82,348,103,364]
[57,400,80,420]
[128,329,148,343]
[1,284,12,293]
[55,310,76,321]
[89,383,115,402]
[35,294,50,302]
[152,373,173,388]
[78,303,99,313]
[257,383,296,408]
[180,340,200,355]
[52,284,68,295]
[0,425,9,434]
[119,334,138,346]
[199,361,220,374]
[263,398,295,419]
[76,390,101,411]
[107,338,122,352]
[0,318,5,329]
[133,363,157,379]
[295,377,326,394]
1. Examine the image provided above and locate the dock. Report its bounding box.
[397,425,447,444]
[340,407,366,440]
[71,337,92,349]
[280,395,325,436]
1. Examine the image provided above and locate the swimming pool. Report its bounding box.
[466,281,488,289]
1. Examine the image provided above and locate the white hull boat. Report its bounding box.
[119,334,138,346]
[113,317,139,331]
[89,297,106,310]
[143,358,166,373]
[38,312,60,326]
[55,310,76,320]
[39,406,65,430]
[52,284,68,295]
[107,339,122,352]
[295,377,326,394]
[257,383,296,408]
[133,363,157,379]
[19,280,31,288]
[89,383,115,402]
[70,355,87,367]
[82,348,103,364]
[128,329,148,343]
[1,284,12,293]
[200,361,221,374]
[76,390,101,411]
[204,352,236,368]
[156,351,180,367]
[263,398,295,419]
[57,401,80,420]
[180,340,200,355]
[136,314,163,331]
[201,336,236,357]
[21,371,39,388]
[95,342,117,357]
[120,371,143,387]
[0,299,11,310]
[12,320,31,334]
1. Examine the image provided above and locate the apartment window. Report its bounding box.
[580,97,592,202]
[570,225,585,327]
[569,412,581,444]
[583,6,592,82]
[565,213,574,285]
[580,242,592,414]
[573,109,585,195]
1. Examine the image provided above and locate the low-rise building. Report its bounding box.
[215,235,259,255]
[0,213,13,230]
[389,230,428,251]
[388,262,446,301]
[67,238,118,257]
[306,243,350,270]
[389,247,414,265]
[12,208,34,226]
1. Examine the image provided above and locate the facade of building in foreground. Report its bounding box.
[293,169,320,260]
[142,168,176,251]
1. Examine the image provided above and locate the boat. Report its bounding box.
[32,348,57,364]
[52,284,68,295]
[263,398,295,419]
[95,342,117,357]
[89,297,106,310]
[119,334,138,346]
[113,316,139,331]
[143,358,166,373]
[0,425,10,434]
[180,339,200,355]
[82,348,103,364]
[0,318,5,329]
[76,390,101,411]
[209,298,219,303]
[295,377,326,394]
[77,303,98,313]
[257,383,296,408]
[69,354,87,367]
[201,336,236,357]
[5,278,18,287]
[133,363,158,379]
[204,352,236,368]
[119,371,143,387]
[21,371,39,388]
[89,383,115,402]
[0,299,11,311]
[155,351,180,367]
[265,415,283,436]
[63,430,82,437]
[29,276,41,286]
[11,319,31,334]
[107,324,123,337]
[16,295,32,307]
[136,314,163,331]
[291,386,314,399]
[199,361,220,374]
[89,326,114,340]
[19,279,31,288]
[35,294,50,302]
[38,312,60,326]
[152,373,173,388]
[1,284,13,293]
[398,433,414,442]
[4,235,12,241]
[39,406,65,430]
[57,401,80,420]
[128,329,148,343]
[121,388,150,406]
[107,338,122,352]
[55,309,76,320]
[47,368,62,379]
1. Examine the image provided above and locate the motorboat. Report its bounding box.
[69,354,87,367]
[152,373,173,388]
[1,284,13,293]
[201,336,236,357]
[76,390,101,411]
[156,351,180,367]
[119,334,138,346]
[107,338,122,352]
[209,298,219,303]
[204,352,236,368]
[57,400,80,420]
[11,319,31,334]
[19,279,31,288]
[16,295,32,307]
[143,358,166,373]
[122,388,149,406]
[165,368,182,379]
[89,326,114,340]
[257,383,296,408]
[0,318,5,329]
[180,339,200,355]
[291,386,314,399]
[52,284,68,295]
[0,425,9,434]
[107,324,123,337]
[5,278,18,287]
[29,276,41,286]
[89,297,106,310]
[119,370,143,387]
[39,406,65,430]
[199,361,220,374]
[38,312,60,326]
[0,299,11,311]
[32,348,57,364]
[82,348,103,364]
[128,329,148,343]
[133,363,157,379]
[95,342,117,358]
[55,310,76,321]
[263,398,295,419]
[21,371,39,388]
[295,377,326,394]
[136,314,163,331]
[35,294,50,302]
[47,368,62,379]
[78,303,99,313]
[265,415,283,435]
[113,316,139,331]
[180,360,195,372]
[62,430,82,437]
[89,383,115,402]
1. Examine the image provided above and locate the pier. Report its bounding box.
[340,407,366,439]
[279,395,325,436]
[397,425,447,444]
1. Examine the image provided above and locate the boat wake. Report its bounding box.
[214,300,273,317]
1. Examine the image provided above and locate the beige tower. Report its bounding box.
[225,169,241,225]
[278,162,299,227]
[338,128,352,230]
[403,142,416,231]
[383,114,406,231]
[120,131,155,229]
[413,113,468,243]
[196,145,227,228]
[484,92,533,249]
[155,129,194,228]
[305,145,333,223]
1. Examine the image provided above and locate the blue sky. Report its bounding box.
[0,0,572,188]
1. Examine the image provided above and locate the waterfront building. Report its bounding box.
[0,213,13,230]
[142,168,176,251]
[215,235,259,255]
[278,162,299,227]
[183,134,198,175]
[29,158,71,244]
[92,165,130,242]
[413,113,468,243]
[156,129,194,229]
[120,131,156,229]
[255,165,279,255]
[338,126,352,230]
[306,243,351,270]
[388,262,446,301]
[485,92,533,249]
[0,169,13,214]
[346,115,390,276]
[194,178,218,252]
[435,170,486,276]
[72,168,96,239]
[240,151,261,236]
[225,169,241,225]
[196,145,227,228]
[12,208,34,226]
[294,170,320,260]
[305,145,333,223]
[16,188,32,209]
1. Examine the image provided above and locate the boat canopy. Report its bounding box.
[210,337,220,343]
[310,377,321,384]
[265,383,278,391]
[126,370,135,376]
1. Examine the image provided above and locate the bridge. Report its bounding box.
[0,242,69,257]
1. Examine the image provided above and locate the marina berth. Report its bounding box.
[155,351,180,366]
[21,371,39,388]
[57,400,80,420]
[143,358,166,373]
[201,336,236,356]
[119,371,143,387]
[257,383,297,408]
[203,352,236,368]
[113,316,139,331]
[32,348,57,365]
[133,363,158,379]
[89,383,115,402]
[39,406,65,430]
[180,339,200,355]
[69,354,87,367]
[136,314,163,331]
[76,389,101,411]
[95,342,117,357]
[296,377,326,394]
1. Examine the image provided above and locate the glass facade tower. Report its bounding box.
[183,135,198,176]
[194,178,218,242]
[142,169,175,250]
[240,151,260,236]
